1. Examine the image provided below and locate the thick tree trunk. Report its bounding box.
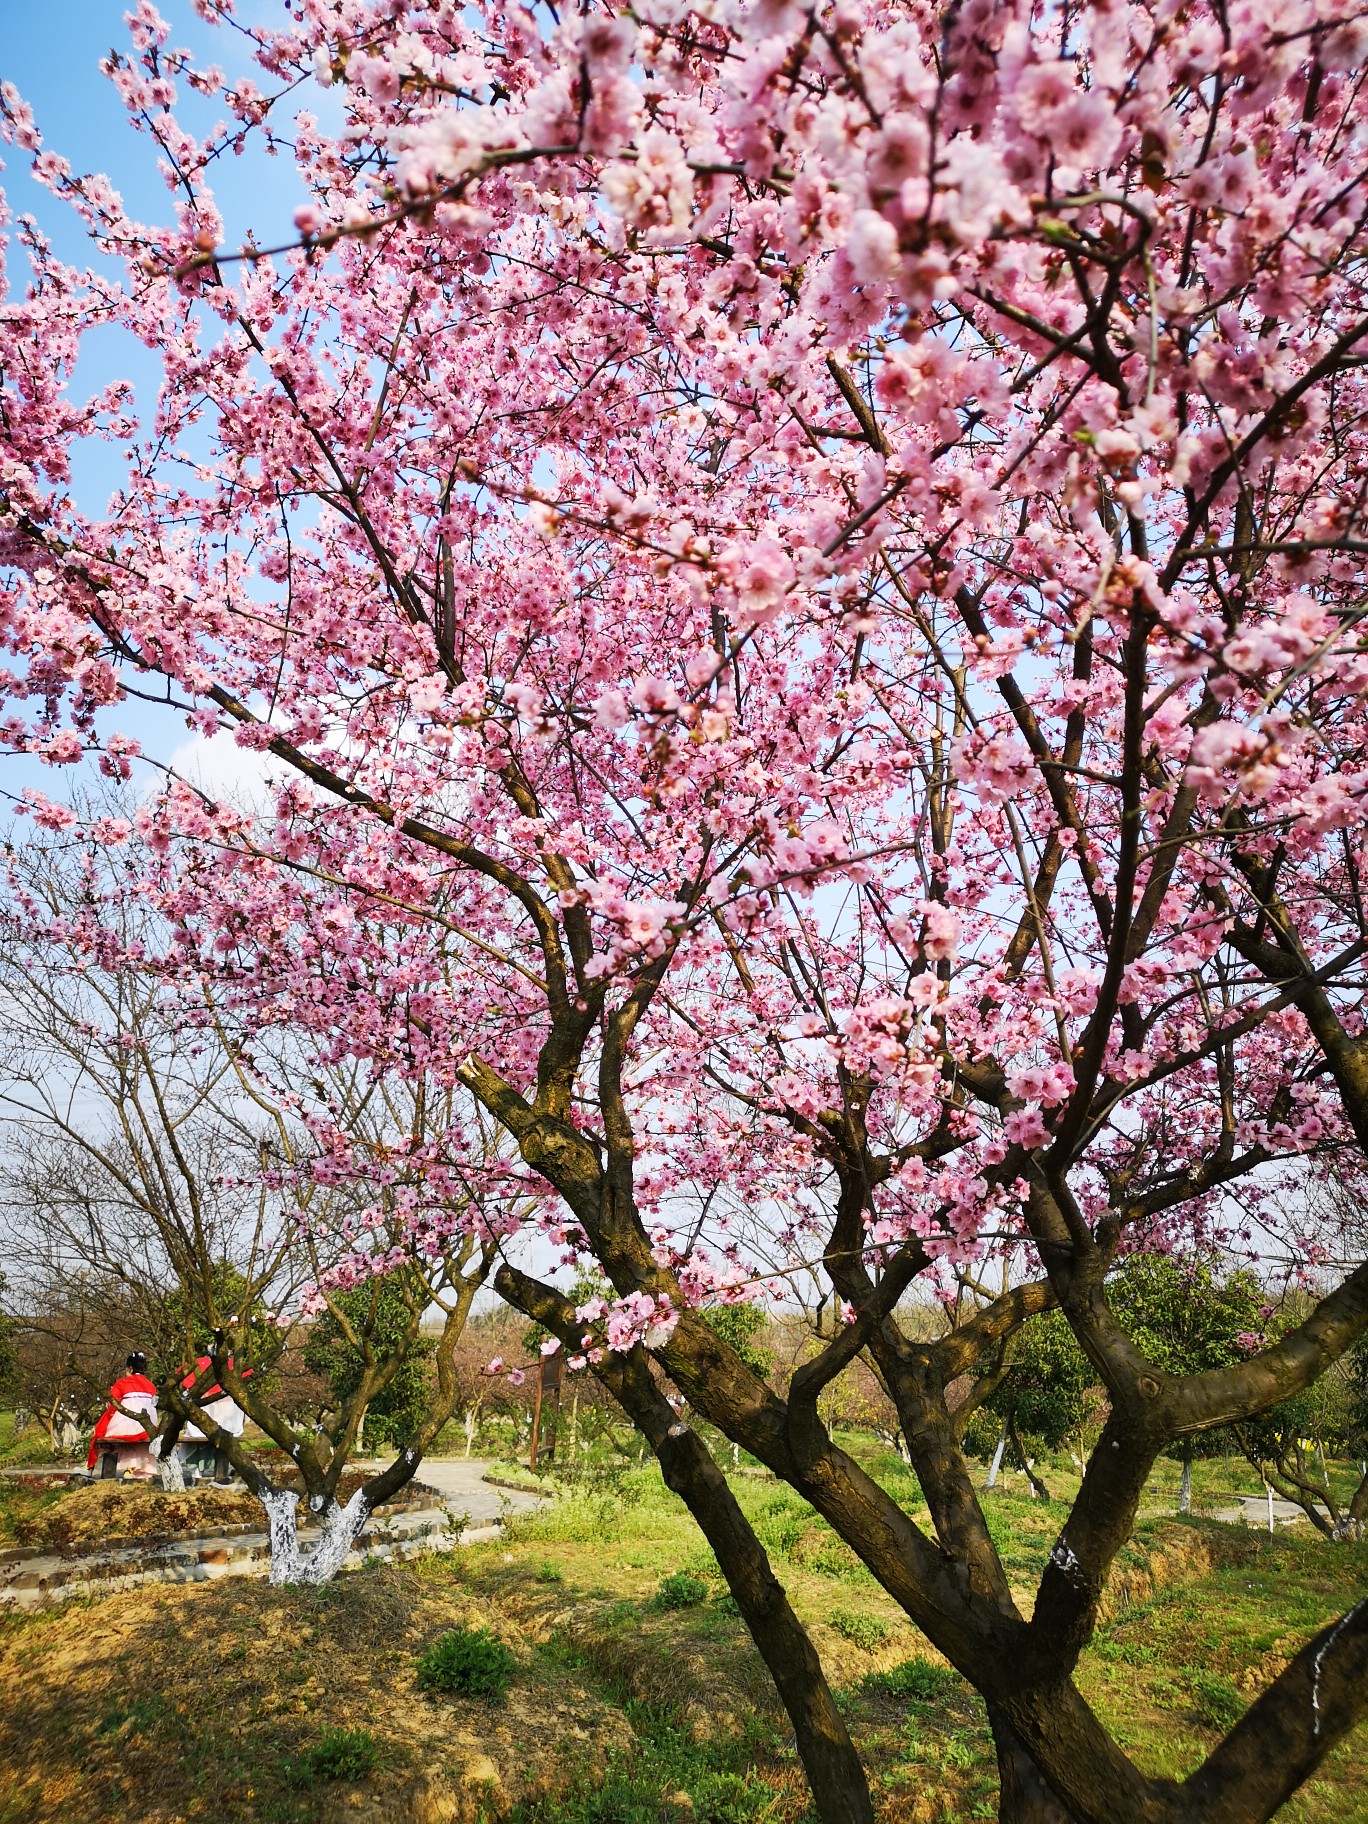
[494,1262,874,1824]
[654,1416,875,1824]
[991,1710,1081,1824]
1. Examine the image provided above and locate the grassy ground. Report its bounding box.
[2,1440,1366,1824]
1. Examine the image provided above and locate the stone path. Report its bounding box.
[1211,1492,1312,1528]
[354,1455,548,1524]
[0,1458,548,1611]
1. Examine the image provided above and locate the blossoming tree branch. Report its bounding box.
[3,0,1368,1817]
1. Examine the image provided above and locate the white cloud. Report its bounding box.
[161,730,283,813]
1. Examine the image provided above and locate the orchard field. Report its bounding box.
[6,0,1368,1820]
[2,1432,1366,1824]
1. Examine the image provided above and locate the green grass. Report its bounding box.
[485,1447,1368,1823]
[4,1422,1367,1824]
[288,1726,383,1784]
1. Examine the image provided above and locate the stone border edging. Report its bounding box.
[0,1505,499,1609]
[0,1483,440,1568]
[480,1473,550,1498]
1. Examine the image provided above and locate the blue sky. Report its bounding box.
[2,1,320,806]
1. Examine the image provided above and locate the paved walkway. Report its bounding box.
[1212,1492,1312,1528]
[357,1455,548,1523]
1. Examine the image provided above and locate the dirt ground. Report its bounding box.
[0,1560,632,1824]
[4,1474,430,1554]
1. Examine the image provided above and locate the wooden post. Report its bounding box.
[530,1350,564,1470]
[529,1365,545,1471]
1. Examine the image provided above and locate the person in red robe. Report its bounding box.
[177,1343,251,1483]
[87,1354,159,1478]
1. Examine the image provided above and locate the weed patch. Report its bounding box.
[654,1571,710,1609]
[863,1657,961,1705]
[829,1607,892,1651]
[289,1724,382,1783]
[415,1623,516,1699]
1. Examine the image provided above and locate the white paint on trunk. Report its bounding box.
[259,1485,372,1586]
[1048,1535,1083,1582]
[1179,1458,1192,1514]
[986,1432,1007,1489]
[1310,1596,1367,1735]
[151,1436,186,1492]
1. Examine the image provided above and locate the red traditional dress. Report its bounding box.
[86,1372,159,1474]
[180,1357,250,1440]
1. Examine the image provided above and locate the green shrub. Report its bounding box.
[416,1625,516,1700]
[863,1657,960,1705]
[654,1570,710,1609]
[294,1726,381,1782]
[830,1607,892,1651]
[534,1560,565,1583]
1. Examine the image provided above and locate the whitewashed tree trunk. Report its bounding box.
[463,1409,477,1458]
[1179,1457,1192,1514]
[259,1486,372,1586]
[152,1437,186,1492]
[986,1429,1007,1490]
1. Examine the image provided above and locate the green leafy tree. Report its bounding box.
[1232,1341,1368,1539]
[1109,1254,1264,1511]
[152,1262,281,1377]
[303,1274,434,1451]
[698,1302,772,1378]
[981,1310,1093,1498]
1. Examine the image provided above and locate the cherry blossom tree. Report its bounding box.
[4,0,1368,1814]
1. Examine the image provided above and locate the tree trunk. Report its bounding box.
[494,1261,873,1824]
[155,1441,186,1492]
[991,1710,1082,1824]
[655,1418,875,1824]
[1179,1456,1192,1515]
[1008,1417,1051,1501]
[260,1486,372,1586]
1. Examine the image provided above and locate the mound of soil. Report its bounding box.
[0,1563,632,1823]
[10,1473,435,1555]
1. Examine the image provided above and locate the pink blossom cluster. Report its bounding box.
[1,0,1367,1358]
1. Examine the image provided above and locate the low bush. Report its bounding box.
[292,1726,381,1782]
[415,1625,516,1700]
[653,1571,709,1609]
[829,1606,892,1651]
